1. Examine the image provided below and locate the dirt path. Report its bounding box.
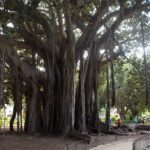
[0,132,140,150]
[91,139,135,150]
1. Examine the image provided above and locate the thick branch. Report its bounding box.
[0,36,46,82]
[75,3,108,62]
[96,2,150,50]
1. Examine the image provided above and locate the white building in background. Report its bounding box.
[4,104,13,116]
[99,108,120,120]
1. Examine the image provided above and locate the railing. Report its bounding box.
[133,134,150,150]
[63,136,98,150]
[63,133,129,150]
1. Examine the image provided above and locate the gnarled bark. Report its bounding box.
[0,49,5,107]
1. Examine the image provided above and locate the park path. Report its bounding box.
[91,139,134,150]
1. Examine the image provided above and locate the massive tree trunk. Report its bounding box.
[39,6,76,135]
[10,104,17,131]
[84,41,100,131]
[28,83,38,135]
[43,56,55,134]
[109,49,116,106]
[75,50,86,132]
[24,84,32,133]
[141,14,149,105]
[105,49,111,132]
[0,49,5,106]
[9,68,23,131]
[57,53,75,134]
[57,8,75,135]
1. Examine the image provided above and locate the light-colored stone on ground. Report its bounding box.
[91,139,134,150]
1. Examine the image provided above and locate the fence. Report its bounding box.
[63,136,99,150]
[63,133,129,150]
[133,134,150,150]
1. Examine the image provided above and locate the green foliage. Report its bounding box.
[141,109,150,118]
[0,116,2,126]
[115,57,150,118]
[99,53,150,122]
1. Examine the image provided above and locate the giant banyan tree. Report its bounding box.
[0,0,150,136]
